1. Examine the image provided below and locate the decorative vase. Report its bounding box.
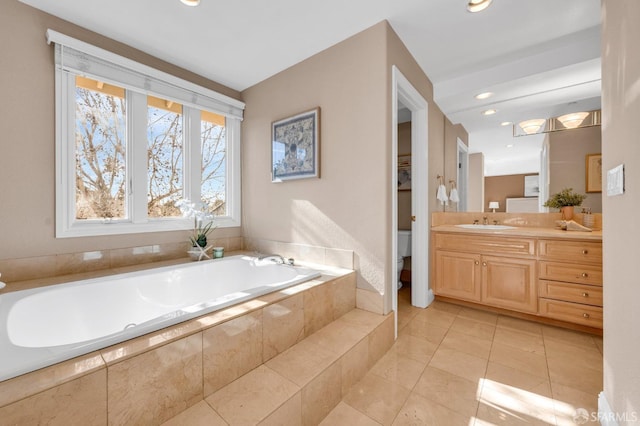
[561,206,574,220]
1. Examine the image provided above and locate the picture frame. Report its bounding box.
[524,174,540,197]
[586,153,602,193]
[271,108,320,181]
[398,154,411,191]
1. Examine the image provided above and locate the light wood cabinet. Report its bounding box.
[434,234,538,314]
[537,239,603,329]
[482,255,537,313]
[434,250,482,302]
[432,231,603,331]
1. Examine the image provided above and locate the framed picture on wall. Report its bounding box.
[586,153,602,193]
[398,154,411,190]
[271,108,320,182]
[524,175,540,197]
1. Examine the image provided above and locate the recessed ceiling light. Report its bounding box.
[482,109,497,116]
[475,92,493,100]
[506,144,514,148]
[500,121,511,126]
[467,0,493,13]
[180,0,200,6]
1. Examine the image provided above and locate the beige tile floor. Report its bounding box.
[324,286,604,426]
[163,286,603,425]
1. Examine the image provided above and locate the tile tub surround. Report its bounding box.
[0,268,358,425]
[0,238,353,290]
[0,236,244,284]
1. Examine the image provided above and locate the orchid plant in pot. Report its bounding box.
[178,199,216,260]
[544,187,587,220]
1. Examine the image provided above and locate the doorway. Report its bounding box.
[391,66,431,336]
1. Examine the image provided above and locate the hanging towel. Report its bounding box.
[449,188,460,203]
[437,184,449,205]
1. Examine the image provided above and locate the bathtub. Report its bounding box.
[0,255,320,382]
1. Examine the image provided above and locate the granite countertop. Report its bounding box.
[431,224,603,241]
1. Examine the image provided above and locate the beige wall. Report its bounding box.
[601,0,640,419]
[241,22,389,300]
[444,120,469,212]
[485,173,537,212]
[242,21,447,312]
[0,2,242,261]
[549,125,602,213]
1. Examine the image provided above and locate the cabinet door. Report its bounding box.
[434,250,481,302]
[481,255,537,313]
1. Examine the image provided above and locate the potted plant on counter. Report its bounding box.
[544,187,586,220]
[178,199,217,260]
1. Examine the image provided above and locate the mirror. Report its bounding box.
[452,122,602,214]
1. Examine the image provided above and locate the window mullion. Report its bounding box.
[226,118,241,226]
[129,91,148,223]
[184,107,202,204]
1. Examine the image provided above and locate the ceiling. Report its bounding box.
[20,0,602,176]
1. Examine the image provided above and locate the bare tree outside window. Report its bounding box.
[147,96,183,218]
[201,112,226,216]
[74,77,227,222]
[75,77,126,220]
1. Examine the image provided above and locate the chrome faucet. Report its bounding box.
[257,254,295,265]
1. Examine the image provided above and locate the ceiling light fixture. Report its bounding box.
[180,0,200,6]
[482,109,497,116]
[518,119,546,135]
[467,0,493,13]
[475,92,493,100]
[557,112,589,129]
[500,121,511,126]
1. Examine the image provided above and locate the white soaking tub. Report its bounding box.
[0,255,320,381]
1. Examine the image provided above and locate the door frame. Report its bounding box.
[391,66,431,337]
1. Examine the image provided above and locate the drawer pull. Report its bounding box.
[582,249,589,255]
[474,260,479,265]
[583,313,590,319]
[582,292,589,297]
[577,272,589,278]
[482,262,487,267]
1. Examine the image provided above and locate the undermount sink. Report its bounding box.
[455,224,516,230]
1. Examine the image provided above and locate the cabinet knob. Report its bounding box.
[582,292,589,297]
[577,272,589,279]
[411,215,416,222]
[482,262,487,267]
[583,313,590,319]
[582,249,589,255]
[474,260,479,265]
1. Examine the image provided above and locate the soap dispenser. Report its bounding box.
[581,207,594,228]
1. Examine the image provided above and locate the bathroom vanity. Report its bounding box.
[431,224,603,332]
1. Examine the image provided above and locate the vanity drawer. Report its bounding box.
[538,261,602,286]
[538,239,602,265]
[538,280,603,306]
[539,298,603,329]
[435,234,535,257]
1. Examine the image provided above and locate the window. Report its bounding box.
[49,30,244,237]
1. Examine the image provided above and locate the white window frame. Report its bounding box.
[48,30,244,238]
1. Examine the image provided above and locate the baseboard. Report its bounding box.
[598,391,619,426]
[425,288,435,306]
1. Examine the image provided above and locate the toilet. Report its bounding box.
[397,230,412,290]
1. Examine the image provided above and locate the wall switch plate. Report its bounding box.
[607,164,625,196]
